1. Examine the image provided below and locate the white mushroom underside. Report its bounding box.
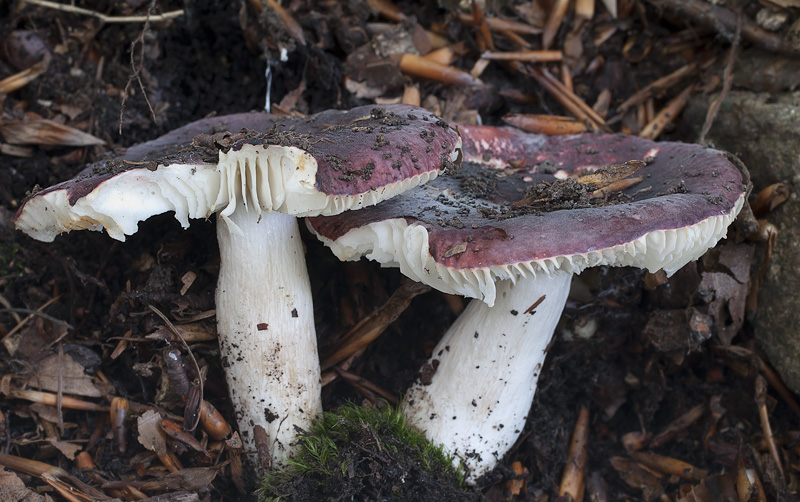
[311,193,746,306]
[215,145,440,233]
[16,144,441,242]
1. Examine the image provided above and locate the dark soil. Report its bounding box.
[1,1,798,502]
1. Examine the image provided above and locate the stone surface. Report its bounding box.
[686,91,800,393]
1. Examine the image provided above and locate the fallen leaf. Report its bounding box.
[698,272,747,345]
[47,439,81,461]
[0,467,48,502]
[28,354,102,398]
[137,409,168,457]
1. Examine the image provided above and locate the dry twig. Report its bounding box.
[639,84,694,140]
[527,67,611,132]
[503,114,588,135]
[616,62,698,113]
[698,10,741,143]
[755,375,784,480]
[321,280,430,370]
[20,0,184,23]
[481,50,562,62]
[560,406,589,500]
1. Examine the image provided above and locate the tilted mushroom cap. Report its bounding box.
[308,126,747,306]
[16,104,461,242]
[14,104,462,470]
[309,125,748,481]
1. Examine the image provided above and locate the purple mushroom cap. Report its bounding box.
[15,105,461,242]
[309,124,749,481]
[308,126,747,305]
[14,104,463,471]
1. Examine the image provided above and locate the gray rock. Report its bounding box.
[686,91,800,393]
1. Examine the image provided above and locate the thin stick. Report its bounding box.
[321,280,430,370]
[639,84,694,140]
[528,67,610,132]
[698,10,741,143]
[4,389,108,411]
[481,50,563,62]
[616,62,698,112]
[57,343,65,435]
[149,304,204,431]
[472,0,494,52]
[755,375,784,480]
[503,114,588,135]
[559,406,589,501]
[499,29,533,49]
[334,367,398,406]
[119,0,159,133]
[21,0,184,23]
[0,293,22,324]
[1,296,65,344]
[0,307,72,329]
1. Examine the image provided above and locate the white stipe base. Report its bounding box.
[216,209,322,468]
[403,273,572,482]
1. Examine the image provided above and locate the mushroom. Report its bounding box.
[15,104,462,467]
[307,124,747,481]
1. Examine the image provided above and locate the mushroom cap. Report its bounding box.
[15,105,461,242]
[308,126,747,306]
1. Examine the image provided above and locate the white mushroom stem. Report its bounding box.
[403,272,572,482]
[215,208,321,468]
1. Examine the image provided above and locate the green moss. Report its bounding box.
[258,403,468,502]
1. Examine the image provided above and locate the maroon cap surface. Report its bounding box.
[16,105,461,242]
[224,105,460,196]
[308,127,747,303]
[23,112,273,207]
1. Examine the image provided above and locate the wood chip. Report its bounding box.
[617,62,698,113]
[527,67,610,132]
[649,403,705,448]
[0,52,51,94]
[481,50,562,62]
[396,53,482,86]
[504,113,588,135]
[630,451,709,480]
[543,0,570,49]
[639,84,694,140]
[0,118,104,146]
[443,241,468,258]
[559,407,589,500]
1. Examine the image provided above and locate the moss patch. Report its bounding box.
[258,403,480,501]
